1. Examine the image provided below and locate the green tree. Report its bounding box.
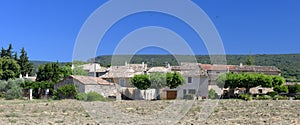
[149,72,166,89]
[0,57,21,80]
[0,48,6,58]
[56,84,78,99]
[6,44,13,58]
[36,62,70,83]
[166,72,185,89]
[18,47,34,76]
[149,72,167,99]
[72,66,88,76]
[217,73,284,93]
[131,74,151,90]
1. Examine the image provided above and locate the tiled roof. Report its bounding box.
[148,67,170,73]
[70,75,113,85]
[100,66,143,78]
[199,64,280,72]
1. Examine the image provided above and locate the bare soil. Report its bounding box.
[0,99,299,125]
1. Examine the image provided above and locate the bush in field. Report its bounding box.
[266,91,278,97]
[76,92,106,101]
[208,89,218,99]
[255,95,272,100]
[273,95,288,100]
[86,92,106,101]
[5,85,23,100]
[0,79,24,100]
[75,93,88,101]
[238,94,252,101]
[56,84,78,99]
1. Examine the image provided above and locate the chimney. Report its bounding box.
[19,74,22,79]
[125,61,128,66]
[240,63,243,67]
[71,64,74,70]
[167,63,171,69]
[26,73,29,78]
[142,62,145,68]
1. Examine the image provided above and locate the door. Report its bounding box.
[166,90,177,100]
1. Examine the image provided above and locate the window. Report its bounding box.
[188,89,196,94]
[188,77,192,83]
[119,79,126,87]
[258,89,263,94]
[183,89,187,95]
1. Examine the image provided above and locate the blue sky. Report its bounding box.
[0,0,299,62]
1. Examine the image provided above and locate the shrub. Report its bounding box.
[86,92,106,101]
[274,85,288,93]
[76,93,88,101]
[266,91,278,97]
[238,94,252,101]
[288,84,300,93]
[56,84,78,99]
[208,89,218,99]
[255,95,272,100]
[295,95,300,100]
[273,95,288,100]
[5,86,23,100]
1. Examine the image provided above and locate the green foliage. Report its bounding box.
[0,79,24,100]
[5,85,23,100]
[131,74,151,90]
[75,93,88,101]
[208,89,218,99]
[288,84,300,93]
[273,95,288,100]
[72,66,88,76]
[18,47,34,76]
[166,72,185,89]
[56,84,78,99]
[36,62,71,83]
[274,85,288,93]
[245,56,254,65]
[217,73,285,93]
[266,91,278,97]
[149,72,166,89]
[183,94,194,100]
[22,80,53,98]
[238,94,252,101]
[86,92,106,101]
[255,95,272,100]
[76,92,106,101]
[0,57,21,80]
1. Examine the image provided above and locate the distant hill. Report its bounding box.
[93,54,300,82]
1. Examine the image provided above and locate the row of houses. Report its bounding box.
[54,62,281,100]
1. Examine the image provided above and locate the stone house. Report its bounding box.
[169,63,209,99]
[54,75,119,98]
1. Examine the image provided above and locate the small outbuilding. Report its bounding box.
[54,75,120,99]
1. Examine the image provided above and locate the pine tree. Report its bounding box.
[18,48,33,76]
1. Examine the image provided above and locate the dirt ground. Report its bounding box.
[0,99,299,125]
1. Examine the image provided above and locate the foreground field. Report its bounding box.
[0,99,299,124]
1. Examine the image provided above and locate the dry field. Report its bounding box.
[0,99,299,125]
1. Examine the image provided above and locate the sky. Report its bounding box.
[0,0,299,62]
